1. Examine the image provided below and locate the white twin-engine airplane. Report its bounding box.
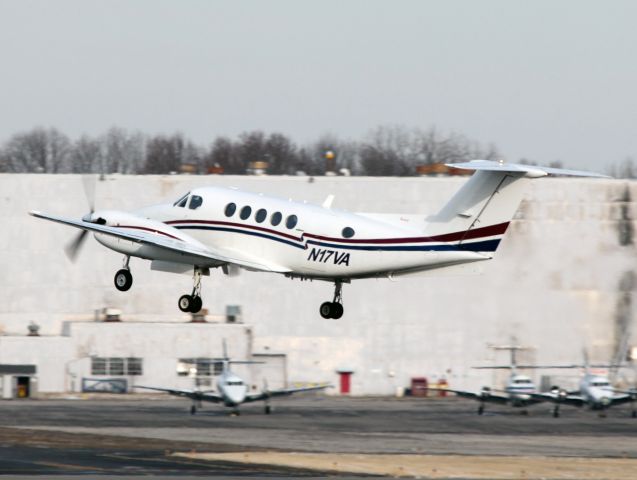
[136,344,330,415]
[29,160,605,318]
[432,345,547,415]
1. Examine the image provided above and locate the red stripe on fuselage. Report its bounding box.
[303,222,510,244]
[116,225,182,241]
[165,219,302,242]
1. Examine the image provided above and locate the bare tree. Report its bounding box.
[264,133,298,174]
[70,135,102,173]
[103,127,145,174]
[1,127,71,173]
[205,136,241,174]
[144,133,186,174]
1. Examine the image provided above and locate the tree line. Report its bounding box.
[1,125,633,177]
[0,125,501,176]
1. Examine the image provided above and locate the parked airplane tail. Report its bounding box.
[424,160,607,255]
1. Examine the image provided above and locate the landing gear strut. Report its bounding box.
[114,256,133,291]
[320,280,344,319]
[552,405,560,418]
[178,268,204,313]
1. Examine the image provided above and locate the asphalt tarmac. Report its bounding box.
[0,395,636,477]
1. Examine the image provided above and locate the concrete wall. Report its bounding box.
[1,173,635,394]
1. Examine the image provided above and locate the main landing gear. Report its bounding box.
[320,280,344,319]
[178,268,204,314]
[114,257,133,291]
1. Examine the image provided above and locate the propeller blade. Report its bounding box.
[81,174,97,214]
[64,229,88,262]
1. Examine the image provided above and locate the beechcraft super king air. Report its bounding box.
[30,160,606,318]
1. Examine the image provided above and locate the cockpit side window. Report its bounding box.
[174,192,190,207]
[189,195,203,210]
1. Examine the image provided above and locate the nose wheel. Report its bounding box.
[178,268,204,313]
[320,280,344,319]
[114,257,133,291]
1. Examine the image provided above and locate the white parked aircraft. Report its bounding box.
[135,344,330,415]
[29,160,605,318]
[530,356,637,418]
[431,345,549,415]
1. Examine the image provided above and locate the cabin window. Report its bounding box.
[255,208,267,223]
[285,214,298,229]
[240,206,252,220]
[270,211,282,226]
[189,195,203,210]
[173,192,189,207]
[342,227,355,238]
[224,203,236,217]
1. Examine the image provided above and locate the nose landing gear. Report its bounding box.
[178,267,204,313]
[320,280,344,319]
[114,256,133,291]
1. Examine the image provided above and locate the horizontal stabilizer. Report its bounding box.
[447,160,609,178]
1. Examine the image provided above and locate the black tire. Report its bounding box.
[264,404,272,415]
[478,405,484,415]
[190,296,203,313]
[114,269,132,291]
[179,295,193,313]
[331,302,344,319]
[190,405,196,415]
[319,302,332,319]
[632,410,636,418]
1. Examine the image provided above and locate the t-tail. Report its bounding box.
[424,160,607,255]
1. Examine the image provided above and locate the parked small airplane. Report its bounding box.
[30,160,605,317]
[430,345,551,415]
[135,344,330,415]
[530,354,637,418]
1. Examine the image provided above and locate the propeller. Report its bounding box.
[64,175,97,262]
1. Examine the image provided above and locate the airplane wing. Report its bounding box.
[529,392,586,407]
[134,386,224,403]
[243,383,331,403]
[29,211,291,273]
[429,388,510,405]
[608,391,637,407]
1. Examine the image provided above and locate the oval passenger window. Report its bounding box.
[225,203,236,217]
[342,227,355,238]
[240,206,252,220]
[285,214,298,229]
[255,208,267,223]
[270,211,282,226]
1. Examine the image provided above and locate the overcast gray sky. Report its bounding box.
[1,0,636,170]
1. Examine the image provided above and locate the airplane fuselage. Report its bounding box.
[95,186,497,281]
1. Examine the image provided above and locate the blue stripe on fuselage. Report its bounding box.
[306,239,501,252]
[173,225,305,249]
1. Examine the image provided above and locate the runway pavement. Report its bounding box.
[0,395,636,478]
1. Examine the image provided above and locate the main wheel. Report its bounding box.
[190,296,203,313]
[264,404,272,415]
[179,294,193,312]
[320,302,333,319]
[478,405,484,415]
[190,405,197,415]
[331,302,344,319]
[114,269,133,291]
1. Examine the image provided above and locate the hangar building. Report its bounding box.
[0,173,635,398]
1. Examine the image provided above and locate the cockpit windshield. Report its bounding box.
[173,192,190,207]
[189,195,203,210]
